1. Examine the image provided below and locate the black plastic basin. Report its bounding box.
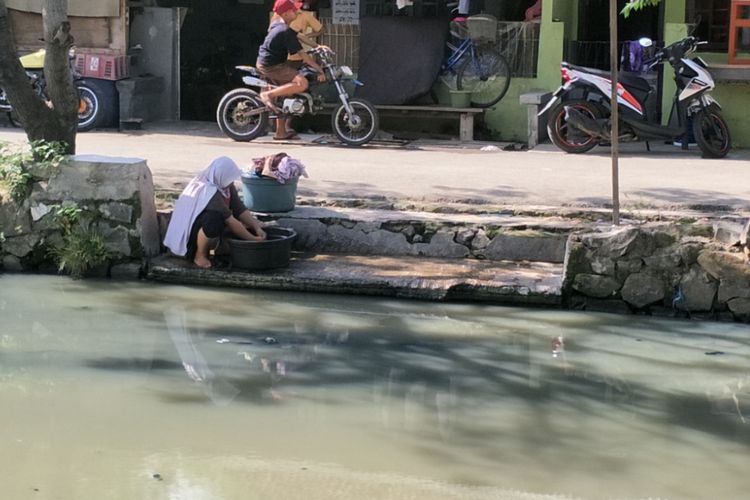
[228,227,296,270]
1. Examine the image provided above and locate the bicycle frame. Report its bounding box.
[441,37,477,73]
[437,16,512,108]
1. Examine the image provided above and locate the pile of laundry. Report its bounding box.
[247,152,308,184]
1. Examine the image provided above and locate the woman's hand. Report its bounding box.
[246,232,266,242]
[228,214,266,242]
[245,219,267,240]
[238,210,267,240]
[251,225,267,240]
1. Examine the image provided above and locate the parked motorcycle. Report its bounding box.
[0,48,108,132]
[539,36,731,158]
[216,46,379,146]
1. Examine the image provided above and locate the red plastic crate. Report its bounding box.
[74,53,129,81]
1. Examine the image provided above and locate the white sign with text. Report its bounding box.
[332,0,360,25]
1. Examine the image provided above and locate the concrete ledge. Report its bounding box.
[709,64,750,82]
[255,206,592,263]
[520,90,552,148]
[148,254,563,306]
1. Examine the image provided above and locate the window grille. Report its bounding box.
[319,17,361,71]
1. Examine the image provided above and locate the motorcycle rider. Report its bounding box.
[257,0,326,140]
[270,1,324,70]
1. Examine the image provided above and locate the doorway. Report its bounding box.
[573,0,663,69]
[178,0,270,121]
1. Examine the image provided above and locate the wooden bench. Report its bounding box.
[374,105,484,142]
[323,103,484,141]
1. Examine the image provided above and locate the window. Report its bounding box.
[686,0,731,51]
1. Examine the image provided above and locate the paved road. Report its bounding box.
[1,121,748,211]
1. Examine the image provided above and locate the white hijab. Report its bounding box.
[164,156,242,256]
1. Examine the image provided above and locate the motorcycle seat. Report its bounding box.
[618,73,652,93]
[565,63,652,93]
[566,62,611,78]
[235,65,262,77]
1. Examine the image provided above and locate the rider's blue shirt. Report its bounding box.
[257,21,302,67]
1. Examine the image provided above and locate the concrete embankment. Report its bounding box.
[2,153,748,322]
[150,203,750,322]
[148,204,604,307]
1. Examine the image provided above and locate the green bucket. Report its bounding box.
[449,90,472,108]
[240,175,298,212]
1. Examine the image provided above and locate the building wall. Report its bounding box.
[705,80,750,149]
[482,0,748,148]
[8,4,128,54]
[5,0,120,17]
[481,0,567,143]
[482,78,539,143]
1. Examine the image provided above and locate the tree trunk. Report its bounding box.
[42,0,78,150]
[0,0,77,154]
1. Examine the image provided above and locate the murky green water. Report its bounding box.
[1,274,748,500]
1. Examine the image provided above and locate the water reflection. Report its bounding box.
[0,274,748,499]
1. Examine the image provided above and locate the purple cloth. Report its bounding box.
[621,41,647,72]
[274,156,308,184]
[254,153,308,184]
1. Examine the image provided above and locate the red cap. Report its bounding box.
[273,0,297,15]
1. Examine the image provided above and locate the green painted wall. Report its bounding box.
[553,0,578,41]
[482,0,566,142]
[459,0,748,148]
[706,82,750,149]
[691,53,750,148]
[660,1,687,123]
[658,1,749,148]
[483,78,542,142]
[536,0,566,89]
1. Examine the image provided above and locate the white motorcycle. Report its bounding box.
[540,36,731,158]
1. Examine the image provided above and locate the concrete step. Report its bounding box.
[255,205,602,263]
[156,204,728,265]
[148,253,563,306]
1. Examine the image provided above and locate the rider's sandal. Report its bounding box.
[273,132,300,140]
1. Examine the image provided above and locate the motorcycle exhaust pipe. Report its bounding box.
[565,106,609,140]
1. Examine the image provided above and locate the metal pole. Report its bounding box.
[609,0,620,226]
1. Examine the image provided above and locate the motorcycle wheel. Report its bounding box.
[547,99,602,154]
[216,88,268,142]
[692,108,731,159]
[77,80,109,132]
[331,98,379,146]
[8,110,22,128]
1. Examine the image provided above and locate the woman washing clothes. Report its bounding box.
[164,156,266,269]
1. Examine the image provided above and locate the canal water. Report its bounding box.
[1,274,748,500]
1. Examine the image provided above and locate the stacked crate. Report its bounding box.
[74,52,130,80]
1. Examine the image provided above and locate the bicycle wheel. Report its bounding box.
[456,47,511,108]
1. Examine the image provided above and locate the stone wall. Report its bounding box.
[271,209,574,263]
[563,223,750,322]
[0,155,160,273]
[156,207,572,263]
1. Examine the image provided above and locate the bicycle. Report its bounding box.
[440,14,511,108]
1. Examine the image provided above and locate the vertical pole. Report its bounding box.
[609,0,620,226]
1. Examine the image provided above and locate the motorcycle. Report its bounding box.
[539,36,731,158]
[216,46,379,146]
[0,48,107,132]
